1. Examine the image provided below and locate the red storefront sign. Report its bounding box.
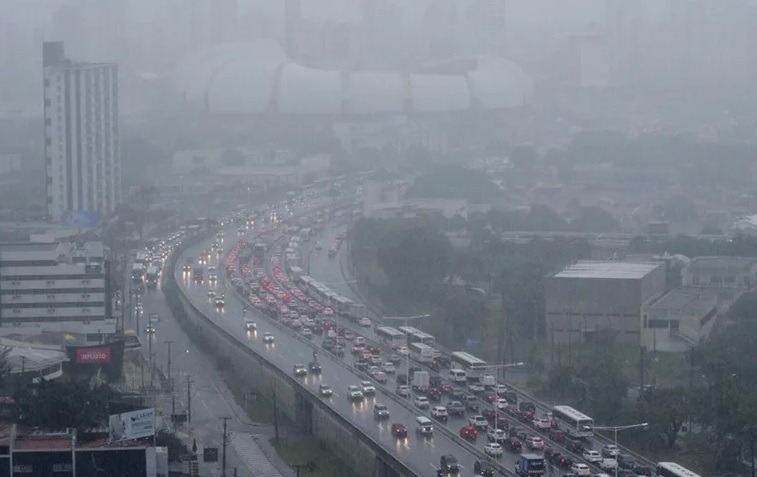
[76,346,112,364]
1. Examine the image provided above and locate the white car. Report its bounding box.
[396,385,410,397]
[397,346,410,355]
[318,384,333,397]
[430,406,448,420]
[360,381,376,396]
[381,362,396,374]
[347,385,363,400]
[487,428,507,443]
[532,417,551,430]
[602,444,621,457]
[262,332,275,343]
[495,398,508,410]
[494,384,508,395]
[571,463,591,476]
[527,436,545,450]
[244,318,256,331]
[359,317,372,327]
[599,459,618,471]
[414,396,430,409]
[469,415,488,429]
[583,450,603,464]
[484,442,503,457]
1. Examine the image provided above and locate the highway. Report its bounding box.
[175,229,492,476]
[301,228,659,473]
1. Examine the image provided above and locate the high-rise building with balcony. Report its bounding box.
[43,41,121,223]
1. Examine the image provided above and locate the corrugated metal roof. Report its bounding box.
[554,261,662,280]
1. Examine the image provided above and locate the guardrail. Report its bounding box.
[227,220,522,477]
[167,227,420,477]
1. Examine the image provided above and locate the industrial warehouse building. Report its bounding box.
[545,261,668,346]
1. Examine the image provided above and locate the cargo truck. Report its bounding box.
[515,453,545,477]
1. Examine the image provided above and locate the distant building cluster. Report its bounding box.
[546,256,757,352]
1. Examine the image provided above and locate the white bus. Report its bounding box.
[655,462,702,477]
[551,405,594,438]
[450,351,488,371]
[375,326,406,348]
[409,342,441,363]
[398,326,436,345]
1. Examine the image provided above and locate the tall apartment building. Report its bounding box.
[43,41,121,223]
[0,241,115,342]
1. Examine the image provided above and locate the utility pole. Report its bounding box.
[272,388,279,442]
[186,375,194,424]
[220,417,231,477]
[165,340,173,390]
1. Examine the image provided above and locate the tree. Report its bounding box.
[509,145,538,170]
[628,387,692,449]
[569,206,622,233]
[14,380,114,433]
[406,165,499,203]
[574,349,629,424]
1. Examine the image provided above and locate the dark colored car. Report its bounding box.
[519,401,536,413]
[474,460,496,477]
[504,436,523,452]
[354,359,369,371]
[391,423,407,438]
[396,373,408,385]
[427,387,443,402]
[482,408,496,421]
[548,428,566,443]
[503,390,518,404]
[308,361,322,374]
[429,374,443,387]
[440,454,459,474]
[564,436,585,454]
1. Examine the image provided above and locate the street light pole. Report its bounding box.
[594,422,648,477]
[479,362,525,436]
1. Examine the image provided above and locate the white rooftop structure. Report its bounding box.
[554,261,662,280]
[172,40,532,115]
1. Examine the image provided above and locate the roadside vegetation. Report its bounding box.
[270,436,354,477]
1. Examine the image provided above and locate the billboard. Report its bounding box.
[109,408,156,441]
[75,346,112,364]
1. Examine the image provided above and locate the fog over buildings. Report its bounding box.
[2,0,757,116]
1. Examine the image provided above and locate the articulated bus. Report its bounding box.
[398,326,436,345]
[409,342,441,363]
[552,405,594,438]
[450,351,487,371]
[375,326,406,349]
[655,462,702,477]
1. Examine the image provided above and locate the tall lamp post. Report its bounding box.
[383,314,431,383]
[479,362,525,437]
[594,422,648,477]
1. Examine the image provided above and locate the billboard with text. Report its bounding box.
[109,408,155,441]
[75,346,112,364]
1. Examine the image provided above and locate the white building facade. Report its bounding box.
[43,41,121,222]
[0,241,115,341]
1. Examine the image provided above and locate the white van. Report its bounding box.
[450,369,467,384]
[415,416,433,436]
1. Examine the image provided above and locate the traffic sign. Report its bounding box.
[203,447,219,463]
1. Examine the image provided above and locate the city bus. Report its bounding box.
[409,342,441,363]
[375,326,406,349]
[450,351,487,370]
[655,462,702,477]
[398,326,436,345]
[131,263,144,283]
[551,405,594,438]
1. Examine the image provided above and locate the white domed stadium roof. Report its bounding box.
[172,40,532,115]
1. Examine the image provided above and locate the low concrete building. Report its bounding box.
[641,287,719,352]
[682,256,757,289]
[545,260,667,346]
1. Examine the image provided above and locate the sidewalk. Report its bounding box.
[137,280,294,477]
